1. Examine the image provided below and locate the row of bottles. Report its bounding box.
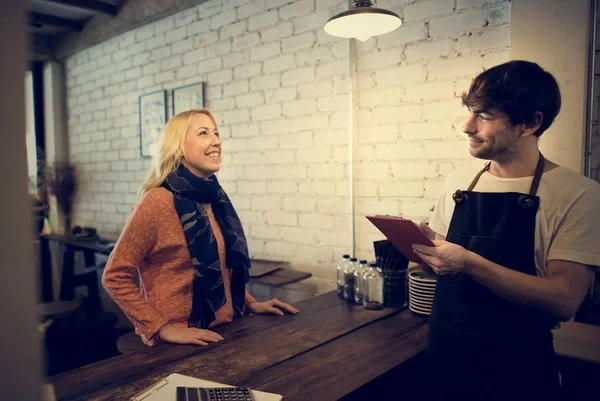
[336,254,384,310]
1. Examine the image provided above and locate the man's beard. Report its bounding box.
[469,136,520,161]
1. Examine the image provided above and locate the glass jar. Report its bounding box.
[382,268,408,308]
[343,257,358,302]
[336,254,351,298]
[354,260,368,304]
[363,262,384,310]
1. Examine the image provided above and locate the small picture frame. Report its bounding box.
[138,90,167,158]
[172,82,205,116]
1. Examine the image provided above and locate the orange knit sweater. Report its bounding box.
[101,187,256,346]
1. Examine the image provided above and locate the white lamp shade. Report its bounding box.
[324,8,402,42]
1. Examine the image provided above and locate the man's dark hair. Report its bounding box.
[461,60,561,137]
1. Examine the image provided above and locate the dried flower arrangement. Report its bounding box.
[44,161,78,235]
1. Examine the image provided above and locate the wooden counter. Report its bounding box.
[48,291,428,401]
[553,321,600,363]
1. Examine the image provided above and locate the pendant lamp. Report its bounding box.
[324,0,402,42]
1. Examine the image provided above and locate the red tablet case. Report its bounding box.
[366,215,435,264]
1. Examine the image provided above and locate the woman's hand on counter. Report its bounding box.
[246,299,300,316]
[158,324,224,346]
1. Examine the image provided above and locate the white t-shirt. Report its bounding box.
[429,164,600,277]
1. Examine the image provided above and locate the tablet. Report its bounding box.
[366,215,435,264]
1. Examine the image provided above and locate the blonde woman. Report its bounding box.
[102,109,299,346]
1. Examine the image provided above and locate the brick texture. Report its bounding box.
[65,0,511,270]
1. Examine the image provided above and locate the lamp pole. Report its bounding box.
[347,3,357,256]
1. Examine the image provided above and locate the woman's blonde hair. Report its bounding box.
[138,108,218,198]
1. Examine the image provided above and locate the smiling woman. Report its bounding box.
[102,109,299,347]
[181,113,222,178]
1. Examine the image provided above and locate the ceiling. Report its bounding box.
[28,0,126,61]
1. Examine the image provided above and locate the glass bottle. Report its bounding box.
[363,262,384,310]
[336,254,351,298]
[354,259,368,304]
[362,263,376,307]
[343,257,358,302]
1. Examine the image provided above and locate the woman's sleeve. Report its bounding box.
[244,288,257,305]
[101,190,171,341]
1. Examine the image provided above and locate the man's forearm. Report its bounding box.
[464,253,571,320]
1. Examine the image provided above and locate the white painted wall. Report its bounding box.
[511,0,592,174]
[44,62,71,238]
[25,71,37,189]
[64,0,511,272]
[44,62,69,166]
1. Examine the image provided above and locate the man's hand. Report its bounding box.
[158,324,224,346]
[419,221,436,241]
[416,221,441,277]
[413,240,473,276]
[247,299,300,316]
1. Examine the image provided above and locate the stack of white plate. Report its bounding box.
[408,270,436,315]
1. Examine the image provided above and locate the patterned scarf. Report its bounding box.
[162,163,250,329]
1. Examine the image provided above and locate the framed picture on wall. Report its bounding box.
[138,90,167,158]
[172,82,205,116]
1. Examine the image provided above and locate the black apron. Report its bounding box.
[426,155,560,401]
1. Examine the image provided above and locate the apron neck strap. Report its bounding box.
[466,162,491,191]
[528,153,545,196]
[466,154,546,196]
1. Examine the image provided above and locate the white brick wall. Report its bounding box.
[65,0,510,273]
[354,0,510,257]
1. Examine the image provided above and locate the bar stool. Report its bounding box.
[36,300,80,340]
[37,300,80,320]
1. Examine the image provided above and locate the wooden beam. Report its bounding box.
[29,12,83,32]
[43,0,119,16]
